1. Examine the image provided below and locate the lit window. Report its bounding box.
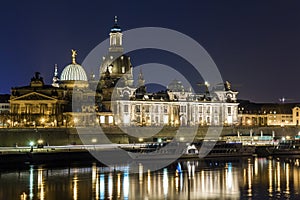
[100,116,105,124]
[121,66,125,73]
[108,116,113,124]
[163,115,169,124]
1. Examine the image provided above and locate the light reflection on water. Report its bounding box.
[0,157,300,199]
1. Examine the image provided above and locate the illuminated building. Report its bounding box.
[8,17,239,127]
[97,17,239,127]
[0,94,10,127]
[238,100,300,126]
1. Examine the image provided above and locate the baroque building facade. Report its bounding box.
[97,18,239,127]
[9,18,239,127]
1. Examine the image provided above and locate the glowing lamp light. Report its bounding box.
[29,141,34,146]
[138,138,144,142]
[247,119,252,125]
[37,139,43,144]
[40,118,45,123]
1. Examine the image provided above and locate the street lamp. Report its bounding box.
[40,118,45,127]
[7,119,11,127]
[40,118,45,123]
[29,141,34,152]
[63,119,67,128]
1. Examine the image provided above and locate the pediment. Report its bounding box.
[11,92,57,101]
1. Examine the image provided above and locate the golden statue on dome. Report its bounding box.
[71,49,77,64]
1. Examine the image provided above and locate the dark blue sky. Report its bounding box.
[0,0,300,103]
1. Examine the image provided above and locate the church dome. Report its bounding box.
[100,53,132,79]
[60,49,88,81]
[60,63,88,81]
[168,80,185,92]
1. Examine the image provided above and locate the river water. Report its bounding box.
[0,157,300,199]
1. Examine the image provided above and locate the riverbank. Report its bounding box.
[0,141,287,168]
[0,126,299,147]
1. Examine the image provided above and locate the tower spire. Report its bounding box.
[52,64,59,87]
[109,16,123,52]
[138,68,145,87]
[54,64,58,76]
[114,16,118,24]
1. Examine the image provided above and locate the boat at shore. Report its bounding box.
[125,141,255,160]
[0,141,256,166]
[265,139,300,156]
[193,141,255,159]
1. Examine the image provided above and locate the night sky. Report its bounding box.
[0,0,300,103]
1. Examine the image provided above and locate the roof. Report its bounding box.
[60,63,88,81]
[0,94,10,103]
[238,100,300,114]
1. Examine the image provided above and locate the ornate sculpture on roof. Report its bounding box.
[71,49,77,64]
[30,72,44,87]
[225,81,231,91]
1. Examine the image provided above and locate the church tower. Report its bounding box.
[99,16,134,86]
[98,17,136,112]
[109,16,123,53]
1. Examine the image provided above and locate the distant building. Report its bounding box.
[238,100,300,126]
[0,94,10,127]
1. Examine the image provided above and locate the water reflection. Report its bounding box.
[72,174,78,200]
[37,168,44,200]
[1,157,300,199]
[29,166,34,200]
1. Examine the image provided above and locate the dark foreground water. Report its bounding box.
[1,157,300,199]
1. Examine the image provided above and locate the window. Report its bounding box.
[163,115,169,124]
[154,105,159,113]
[124,105,128,112]
[145,105,150,113]
[136,105,140,113]
[199,106,203,113]
[180,105,186,112]
[164,106,168,113]
[297,112,299,117]
[206,107,210,113]
[100,116,105,124]
[207,117,210,123]
[227,107,232,115]
[108,116,113,124]
[121,66,125,73]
